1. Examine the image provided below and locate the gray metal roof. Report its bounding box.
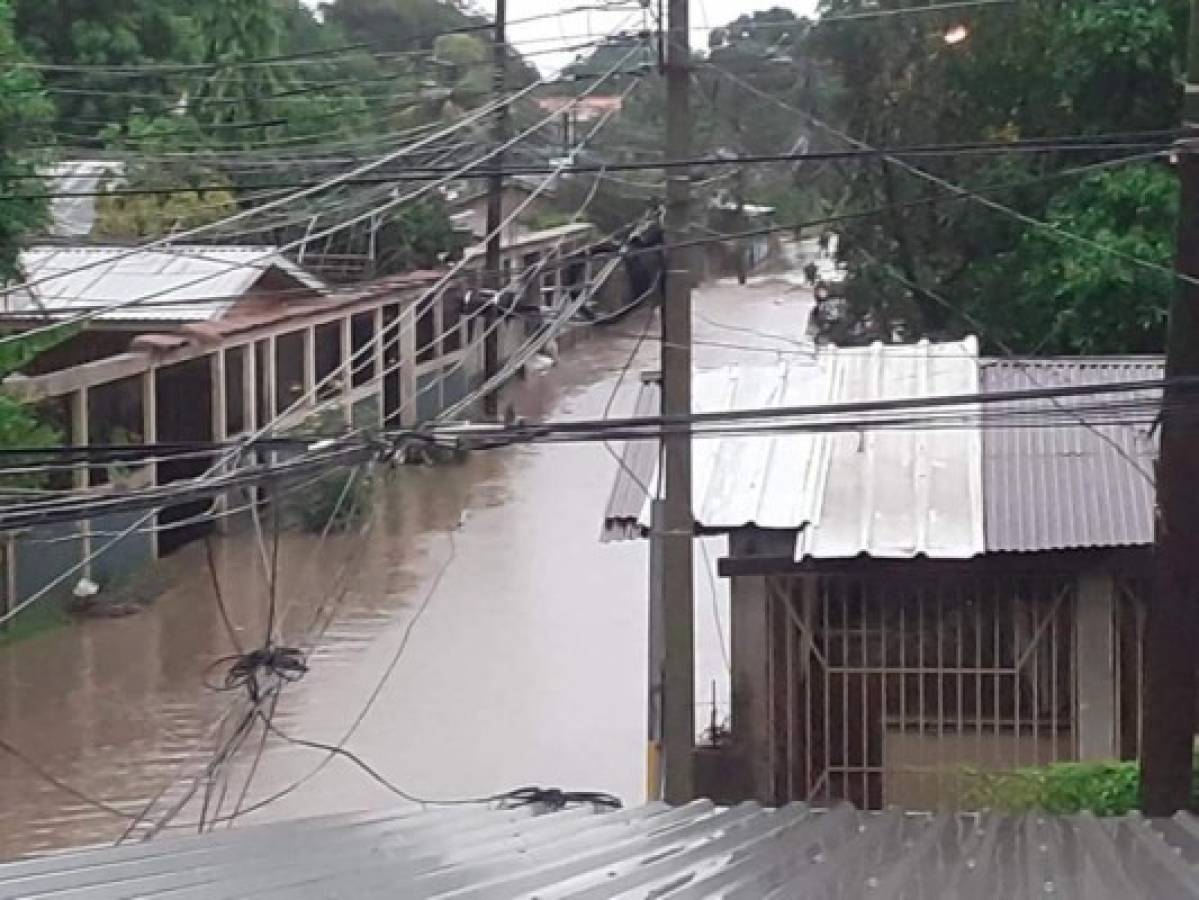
[603,348,1164,557]
[9,246,327,323]
[980,358,1160,553]
[6,801,1199,897]
[603,339,986,560]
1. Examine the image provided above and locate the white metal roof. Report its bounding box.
[5,801,1199,898]
[604,338,986,560]
[8,246,327,323]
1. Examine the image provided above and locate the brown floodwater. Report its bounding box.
[0,274,814,859]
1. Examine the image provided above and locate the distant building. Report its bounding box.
[535,96,625,151]
[39,160,125,239]
[445,176,559,245]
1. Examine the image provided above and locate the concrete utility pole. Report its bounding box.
[660,0,696,804]
[483,0,507,419]
[1142,0,1199,816]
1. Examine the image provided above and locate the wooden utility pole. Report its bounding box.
[1142,0,1199,816]
[483,0,507,419]
[660,0,696,804]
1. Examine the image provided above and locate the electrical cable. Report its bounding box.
[0,735,138,821]
[0,54,641,345]
[704,62,1198,290]
[0,80,549,319]
[214,528,458,823]
[8,139,1177,202]
[2,32,646,839]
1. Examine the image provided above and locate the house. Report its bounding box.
[603,339,1160,809]
[0,222,629,616]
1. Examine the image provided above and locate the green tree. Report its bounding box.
[374,196,461,274]
[0,0,51,281]
[12,0,203,136]
[321,0,485,53]
[804,0,1188,351]
[965,165,1177,355]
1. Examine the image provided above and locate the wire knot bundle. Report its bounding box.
[206,645,309,703]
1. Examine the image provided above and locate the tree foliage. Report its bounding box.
[802,0,1187,353]
[0,0,51,282]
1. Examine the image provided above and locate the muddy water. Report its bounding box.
[0,277,813,859]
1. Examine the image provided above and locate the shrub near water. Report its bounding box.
[962,760,1199,815]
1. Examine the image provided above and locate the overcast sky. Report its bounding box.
[305,2,821,74]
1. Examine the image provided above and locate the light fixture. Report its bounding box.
[943,24,970,44]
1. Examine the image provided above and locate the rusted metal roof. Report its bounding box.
[602,339,986,560]
[5,801,1199,897]
[980,358,1160,553]
[9,246,327,323]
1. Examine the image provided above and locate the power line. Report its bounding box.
[0,36,646,641]
[705,62,1198,289]
[5,139,1175,203]
[0,735,139,821]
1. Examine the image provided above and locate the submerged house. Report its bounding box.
[603,338,1159,809]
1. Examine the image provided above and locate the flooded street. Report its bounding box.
[0,275,814,859]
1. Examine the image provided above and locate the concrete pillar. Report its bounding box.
[1077,572,1118,760]
[731,572,774,801]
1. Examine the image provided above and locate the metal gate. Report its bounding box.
[769,574,1079,810]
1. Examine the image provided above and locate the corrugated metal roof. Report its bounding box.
[981,357,1160,553]
[6,801,1199,897]
[9,246,327,323]
[603,339,986,561]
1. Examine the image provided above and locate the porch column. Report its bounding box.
[70,387,91,576]
[244,343,257,432]
[303,326,316,408]
[1076,573,1118,760]
[373,306,385,426]
[265,334,278,421]
[400,305,417,428]
[209,353,225,442]
[731,572,774,802]
[340,315,352,419]
[142,369,160,555]
[208,354,230,538]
